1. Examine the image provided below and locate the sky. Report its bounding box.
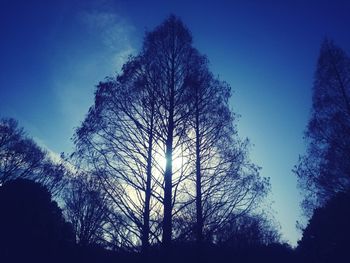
[1,0,350,246]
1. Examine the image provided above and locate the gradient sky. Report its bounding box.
[1,0,350,246]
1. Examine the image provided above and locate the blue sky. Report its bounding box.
[1,0,350,246]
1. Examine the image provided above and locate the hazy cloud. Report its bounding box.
[78,10,136,70]
[51,8,136,139]
[33,136,64,164]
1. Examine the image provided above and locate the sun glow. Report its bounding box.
[153,148,190,173]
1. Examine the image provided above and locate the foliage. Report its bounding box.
[294,39,350,213]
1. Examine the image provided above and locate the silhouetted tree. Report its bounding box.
[0,118,65,195]
[185,62,268,244]
[74,15,269,253]
[63,173,109,247]
[294,39,350,213]
[0,179,74,262]
[297,191,350,262]
[142,15,200,247]
[215,213,281,248]
[75,15,202,250]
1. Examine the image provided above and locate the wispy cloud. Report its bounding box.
[50,7,136,137]
[33,136,64,164]
[78,10,136,70]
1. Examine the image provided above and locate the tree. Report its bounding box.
[294,39,350,212]
[0,118,65,195]
[63,173,109,247]
[142,15,199,247]
[0,179,74,262]
[75,15,201,250]
[185,57,268,244]
[74,15,269,251]
[215,213,281,248]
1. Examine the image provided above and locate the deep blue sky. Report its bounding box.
[1,0,350,246]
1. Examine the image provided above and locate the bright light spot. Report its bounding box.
[153,150,188,172]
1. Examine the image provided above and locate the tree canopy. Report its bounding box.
[74,15,269,251]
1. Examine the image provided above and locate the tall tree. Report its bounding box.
[294,39,350,212]
[75,15,269,251]
[182,55,268,244]
[142,15,198,247]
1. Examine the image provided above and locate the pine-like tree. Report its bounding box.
[295,39,350,213]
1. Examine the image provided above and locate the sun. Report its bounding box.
[152,147,189,174]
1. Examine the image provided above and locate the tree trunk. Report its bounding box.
[142,102,155,253]
[162,57,175,247]
[162,102,174,247]
[195,94,203,244]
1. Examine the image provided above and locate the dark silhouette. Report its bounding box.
[0,179,74,262]
[0,178,287,263]
[294,39,350,214]
[62,174,109,247]
[297,191,350,262]
[143,16,196,247]
[215,213,281,248]
[73,15,268,253]
[293,39,350,263]
[7,15,350,263]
